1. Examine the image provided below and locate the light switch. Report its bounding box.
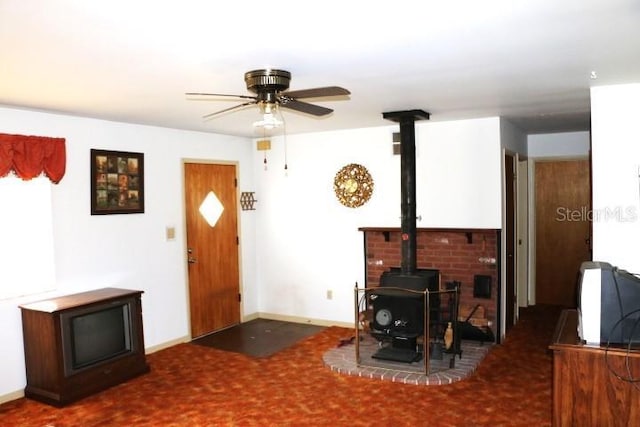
[166,226,176,241]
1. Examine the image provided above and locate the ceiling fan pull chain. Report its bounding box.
[261,128,268,171]
[283,118,288,175]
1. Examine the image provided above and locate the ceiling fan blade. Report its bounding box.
[280,99,333,116]
[202,101,256,120]
[283,86,350,99]
[186,92,256,101]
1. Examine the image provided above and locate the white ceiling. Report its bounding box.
[1,0,639,138]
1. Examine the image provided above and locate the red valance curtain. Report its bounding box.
[0,133,66,184]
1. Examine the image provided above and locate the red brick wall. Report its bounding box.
[362,228,499,332]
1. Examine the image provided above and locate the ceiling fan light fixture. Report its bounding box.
[187,68,350,126]
[253,113,283,129]
[253,102,283,129]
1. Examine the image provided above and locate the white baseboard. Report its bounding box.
[255,312,353,329]
[242,312,260,322]
[0,389,24,405]
[145,335,190,355]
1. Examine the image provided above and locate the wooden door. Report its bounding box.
[535,160,591,307]
[505,153,516,330]
[184,163,241,338]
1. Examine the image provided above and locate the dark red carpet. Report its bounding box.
[0,305,560,426]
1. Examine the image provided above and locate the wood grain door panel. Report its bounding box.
[184,163,240,338]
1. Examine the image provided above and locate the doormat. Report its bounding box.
[192,318,325,358]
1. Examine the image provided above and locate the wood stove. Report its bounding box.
[369,110,441,363]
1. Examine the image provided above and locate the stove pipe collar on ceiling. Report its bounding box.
[382,109,430,276]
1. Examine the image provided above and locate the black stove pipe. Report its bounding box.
[382,110,430,275]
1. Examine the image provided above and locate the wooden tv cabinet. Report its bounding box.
[19,288,150,406]
[549,309,640,426]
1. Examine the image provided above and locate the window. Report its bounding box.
[0,175,56,299]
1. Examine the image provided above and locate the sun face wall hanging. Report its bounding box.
[333,163,374,208]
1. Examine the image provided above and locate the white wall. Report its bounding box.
[0,106,255,398]
[591,83,640,272]
[0,110,505,400]
[528,131,590,158]
[500,118,527,155]
[254,117,503,325]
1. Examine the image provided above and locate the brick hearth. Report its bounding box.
[323,334,492,385]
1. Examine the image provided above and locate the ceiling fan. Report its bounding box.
[186,69,350,126]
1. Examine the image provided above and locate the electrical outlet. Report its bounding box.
[326,290,333,300]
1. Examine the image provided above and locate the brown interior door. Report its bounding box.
[505,153,516,330]
[184,162,241,338]
[535,159,591,307]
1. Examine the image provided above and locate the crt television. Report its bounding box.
[578,261,640,346]
[60,298,140,376]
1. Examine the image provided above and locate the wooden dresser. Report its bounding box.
[549,309,640,426]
